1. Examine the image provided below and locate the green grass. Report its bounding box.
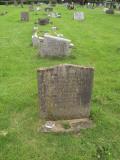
[0,4,120,160]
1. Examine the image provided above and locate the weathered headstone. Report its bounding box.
[29,5,34,11]
[105,9,114,14]
[38,18,49,25]
[21,12,29,21]
[37,64,94,120]
[74,12,85,21]
[44,7,53,12]
[5,1,8,6]
[32,34,44,47]
[48,12,61,18]
[14,0,18,6]
[67,2,74,10]
[38,35,74,57]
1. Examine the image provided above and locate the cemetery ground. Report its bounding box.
[0,4,120,160]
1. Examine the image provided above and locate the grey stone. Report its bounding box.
[29,5,34,11]
[21,12,29,21]
[106,9,114,14]
[48,12,61,18]
[32,34,44,47]
[38,18,49,25]
[44,7,53,12]
[74,12,85,21]
[38,35,74,57]
[37,64,94,120]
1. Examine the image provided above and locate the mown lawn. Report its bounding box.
[0,4,120,160]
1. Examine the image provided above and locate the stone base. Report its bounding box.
[40,118,93,133]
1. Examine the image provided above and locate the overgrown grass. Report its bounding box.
[0,4,120,160]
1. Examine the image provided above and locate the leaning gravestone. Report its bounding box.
[21,12,29,21]
[74,12,85,21]
[37,64,94,121]
[38,35,74,57]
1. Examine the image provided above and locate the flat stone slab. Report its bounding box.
[40,118,93,133]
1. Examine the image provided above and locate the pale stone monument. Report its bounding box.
[44,7,53,12]
[37,64,94,121]
[21,12,29,21]
[74,12,85,21]
[32,34,44,47]
[38,35,74,57]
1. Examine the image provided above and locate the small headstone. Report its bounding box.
[74,12,85,21]
[37,64,94,120]
[51,26,57,31]
[35,7,40,11]
[29,5,34,11]
[38,18,49,25]
[44,7,53,12]
[38,35,74,57]
[32,34,44,47]
[67,2,74,10]
[48,12,61,18]
[14,0,18,6]
[105,9,114,14]
[21,12,29,21]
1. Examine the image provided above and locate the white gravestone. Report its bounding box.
[74,12,85,21]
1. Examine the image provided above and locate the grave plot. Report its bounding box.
[37,64,94,132]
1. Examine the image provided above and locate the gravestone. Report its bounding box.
[74,12,84,21]
[38,18,49,25]
[5,1,8,6]
[38,35,74,57]
[29,5,34,11]
[48,12,61,18]
[44,7,53,12]
[21,12,29,21]
[106,9,114,14]
[67,2,74,10]
[32,34,44,47]
[37,64,94,120]
[14,0,18,6]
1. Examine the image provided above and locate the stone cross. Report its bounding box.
[21,12,29,21]
[37,64,94,120]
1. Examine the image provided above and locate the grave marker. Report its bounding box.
[37,64,94,120]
